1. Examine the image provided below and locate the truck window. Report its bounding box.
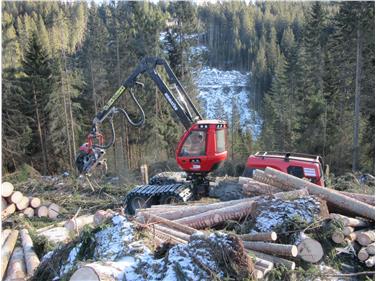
[287,166,304,178]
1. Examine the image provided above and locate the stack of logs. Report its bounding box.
[242,167,375,269]
[1,228,40,280]
[134,195,325,279]
[2,182,60,220]
[330,213,375,267]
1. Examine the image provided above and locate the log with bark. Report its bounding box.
[296,232,324,263]
[7,191,23,205]
[1,230,19,278]
[1,229,12,247]
[243,241,298,257]
[29,197,41,209]
[35,206,48,218]
[242,178,283,196]
[358,247,369,261]
[139,213,199,235]
[253,170,291,191]
[240,232,277,242]
[155,197,259,221]
[1,204,16,221]
[274,189,310,200]
[1,182,14,197]
[366,243,375,255]
[93,210,115,226]
[152,224,190,242]
[330,213,370,228]
[64,215,94,232]
[23,207,35,218]
[16,196,30,211]
[254,257,274,279]
[248,250,296,270]
[174,200,256,229]
[264,167,375,220]
[20,229,40,277]
[69,262,124,281]
[4,247,26,281]
[338,191,374,206]
[48,203,60,219]
[356,230,375,246]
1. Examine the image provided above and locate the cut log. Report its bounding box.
[152,224,190,242]
[242,178,283,196]
[1,197,8,211]
[139,213,199,235]
[265,167,375,220]
[274,189,309,200]
[296,233,324,263]
[347,232,358,242]
[253,170,292,191]
[23,207,35,218]
[7,191,23,205]
[175,200,256,229]
[29,197,41,209]
[365,256,375,267]
[64,215,94,232]
[366,243,375,255]
[1,204,16,220]
[38,227,70,244]
[48,203,60,219]
[358,247,369,261]
[248,250,295,270]
[5,247,26,280]
[151,228,187,244]
[343,227,355,236]
[356,230,375,246]
[20,229,40,277]
[70,262,123,281]
[1,229,12,247]
[1,230,19,278]
[253,269,264,280]
[332,230,345,244]
[36,206,48,218]
[1,182,14,197]
[254,257,274,277]
[243,241,298,257]
[240,232,277,242]
[329,213,370,228]
[155,197,259,221]
[339,191,374,206]
[93,210,114,226]
[16,196,30,211]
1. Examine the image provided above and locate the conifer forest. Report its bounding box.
[2,1,375,177]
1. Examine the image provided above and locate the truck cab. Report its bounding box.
[243,151,325,187]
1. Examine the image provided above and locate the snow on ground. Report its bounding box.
[194,66,262,137]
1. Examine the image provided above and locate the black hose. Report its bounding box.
[117,89,145,127]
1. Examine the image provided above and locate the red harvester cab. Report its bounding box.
[243,151,325,186]
[176,120,228,173]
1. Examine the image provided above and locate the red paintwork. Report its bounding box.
[176,120,228,173]
[246,152,325,186]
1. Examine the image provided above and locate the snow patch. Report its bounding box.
[194,67,262,136]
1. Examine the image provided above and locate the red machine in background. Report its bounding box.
[75,57,228,214]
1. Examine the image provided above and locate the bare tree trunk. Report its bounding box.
[33,91,48,174]
[352,27,363,171]
[89,58,98,114]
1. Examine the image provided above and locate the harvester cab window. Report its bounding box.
[216,129,226,153]
[180,130,207,156]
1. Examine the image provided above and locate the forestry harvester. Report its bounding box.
[76,57,326,214]
[75,57,228,214]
